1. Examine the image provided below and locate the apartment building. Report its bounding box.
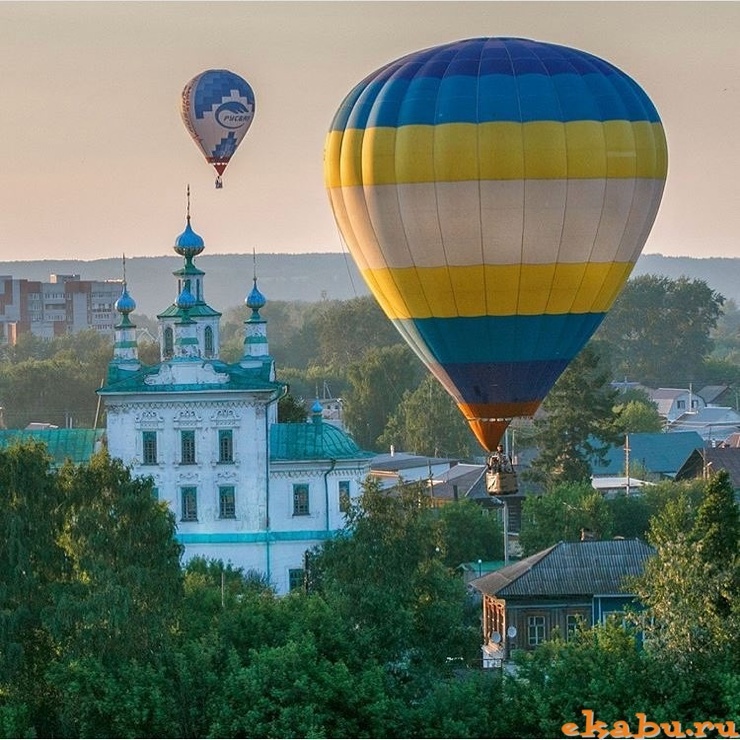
[0,273,123,343]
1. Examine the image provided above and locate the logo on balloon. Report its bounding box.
[215,101,252,129]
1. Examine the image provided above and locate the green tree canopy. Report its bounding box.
[518,482,613,556]
[527,344,622,488]
[596,274,724,386]
[378,374,481,459]
[632,469,740,666]
[343,345,425,451]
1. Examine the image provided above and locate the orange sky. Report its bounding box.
[0,1,738,261]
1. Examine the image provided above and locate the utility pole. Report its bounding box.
[625,434,631,497]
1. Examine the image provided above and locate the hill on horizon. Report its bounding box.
[0,252,737,318]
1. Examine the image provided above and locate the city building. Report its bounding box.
[97,205,372,594]
[0,273,123,342]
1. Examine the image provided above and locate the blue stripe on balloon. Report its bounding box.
[329,38,660,131]
[435,359,573,406]
[395,313,606,365]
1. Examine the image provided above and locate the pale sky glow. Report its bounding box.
[0,1,738,261]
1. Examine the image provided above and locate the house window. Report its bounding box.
[181,430,196,464]
[181,487,198,522]
[219,486,236,519]
[204,326,214,357]
[602,610,627,628]
[338,480,351,513]
[142,431,157,465]
[527,615,546,646]
[163,326,174,358]
[288,568,305,592]
[566,614,582,640]
[293,484,309,516]
[218,429,234,463]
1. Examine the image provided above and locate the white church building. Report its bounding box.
[97,204,372,594]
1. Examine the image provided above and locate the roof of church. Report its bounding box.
[270,420,373,462]
[157,302,222,319]
[99,357,283,395]
[0,428,106,467]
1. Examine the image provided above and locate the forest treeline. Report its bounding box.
[1,444,738,738]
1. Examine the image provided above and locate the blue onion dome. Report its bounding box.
[115,283,136,315]
[311,399,323,414]
[246,278,266,312]
[174,216,205,259]
[177,284,197,311]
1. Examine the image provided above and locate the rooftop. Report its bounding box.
[471,539,654,598]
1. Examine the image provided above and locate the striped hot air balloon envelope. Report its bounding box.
[324,37,667,452]
[181,69,255,188]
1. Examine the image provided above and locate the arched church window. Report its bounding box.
[204,325,214,357]
[163,326,174,359]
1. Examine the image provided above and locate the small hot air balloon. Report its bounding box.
[181,69,255,188]
[324,37,667,458]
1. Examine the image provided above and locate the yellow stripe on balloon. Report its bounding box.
[362,263,635,319]
[324,121,667,187]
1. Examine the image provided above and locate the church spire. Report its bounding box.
[111,254,140,369]
[241,250,271,368]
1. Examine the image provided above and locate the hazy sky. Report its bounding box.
[0,1,738,261]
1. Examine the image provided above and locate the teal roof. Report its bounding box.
[0,429,105,467]
[100,358,284,395]
[157,302,221,319]
[270,421,372,461]
[591,431,704,478]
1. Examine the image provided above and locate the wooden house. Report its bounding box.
[471,538,653,667]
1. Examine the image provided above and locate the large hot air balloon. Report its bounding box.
[181,69,255,188]
[324,37,667,454]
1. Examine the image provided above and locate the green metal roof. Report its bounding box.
[0,428,105,467]
[270,420,372,461]
[590,431,704,478]
[157,302,221,319]
[100,358,284,395]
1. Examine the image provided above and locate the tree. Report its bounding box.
[527,344,622,487]
[378,374,481,458]
[343,345,425,450]
[309,478,481,671]
[277,392,308,422]
[596,275,724,386]
[313,295,402,368]
[613,387,664,434]
[519,482,613,556]
[632,469,740,665]
[0,441,64,733]
[49,452,184,668]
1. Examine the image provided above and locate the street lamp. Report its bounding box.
[477,558,482,577]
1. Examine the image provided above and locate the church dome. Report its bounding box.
[174,218,205,259]
[246,279,266,312]
[177,284,197,311]
[115,285,136,315]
